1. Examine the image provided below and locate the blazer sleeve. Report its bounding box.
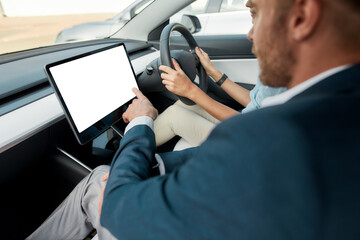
[100,118,240,239]
[105,124,156,188]
[160,147,198,173]
[101,110,319,240]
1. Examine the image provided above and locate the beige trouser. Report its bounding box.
[154,101,220,147]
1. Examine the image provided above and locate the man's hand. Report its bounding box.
[122,88,158,123]
[159,58,197,98]
[98,172,109,216]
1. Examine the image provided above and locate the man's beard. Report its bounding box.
[253,43,295,88]
[252,8,296,88]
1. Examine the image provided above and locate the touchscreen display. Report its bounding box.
[48,44,137,133]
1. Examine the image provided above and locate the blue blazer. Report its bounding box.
[101,64,360,240]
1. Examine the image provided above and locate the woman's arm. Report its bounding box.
[159,59,237,121]
[195,47,251,107]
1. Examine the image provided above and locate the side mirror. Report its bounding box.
[121,12,131,21]
[181,15,202,34]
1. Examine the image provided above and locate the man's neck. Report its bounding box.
[287,41,360,89]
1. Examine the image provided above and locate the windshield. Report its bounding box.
[0,0,154,55]
[0,0,251,55]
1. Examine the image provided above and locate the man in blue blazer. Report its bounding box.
[27,0,360,239]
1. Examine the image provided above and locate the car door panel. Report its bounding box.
[195,11,252,35]
[212,58,259,85]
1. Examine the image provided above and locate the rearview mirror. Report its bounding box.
[181,15,202,34]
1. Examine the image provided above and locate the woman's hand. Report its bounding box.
[194,47,221,80]
[159,58,198,99]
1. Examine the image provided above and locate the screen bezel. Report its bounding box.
[44,43,138,145]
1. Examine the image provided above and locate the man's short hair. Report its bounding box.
[329,0,360,49]
[343,0,360,11]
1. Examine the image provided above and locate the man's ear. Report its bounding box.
[289,0,322,41]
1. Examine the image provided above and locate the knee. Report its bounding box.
[79,165,110,192]
[166,104,187,118]
[93,165,110,173]
[89,165,110,180]
[164,104,179,116]
[156,104,182,125]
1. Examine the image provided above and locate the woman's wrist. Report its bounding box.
[210,70,223,82]
[186,83,200,100]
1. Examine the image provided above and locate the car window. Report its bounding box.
[178,0,209,15]
[0,0,154,55]
[171,0,252,36]
[133,0,154,15]
[220,0,247,12]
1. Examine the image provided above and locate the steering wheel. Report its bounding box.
[160,23,208,105]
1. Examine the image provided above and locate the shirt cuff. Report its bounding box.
[155,154,166,175]
[124,116,154,134]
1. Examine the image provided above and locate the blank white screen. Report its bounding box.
[49,45,137,133]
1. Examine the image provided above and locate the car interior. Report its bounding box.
[0,0,258,238]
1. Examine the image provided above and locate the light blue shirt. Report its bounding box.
[241,79,286,114]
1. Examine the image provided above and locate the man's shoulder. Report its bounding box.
[212,94,326,147]
[213,71,360,152]
[211,105,304,150]
[222,104,299,131]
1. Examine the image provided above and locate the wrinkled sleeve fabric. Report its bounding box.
[101,108,318,240]
[159,147,198,173]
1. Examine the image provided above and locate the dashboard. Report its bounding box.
[0,39,160,153]
[0,37,259,154]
